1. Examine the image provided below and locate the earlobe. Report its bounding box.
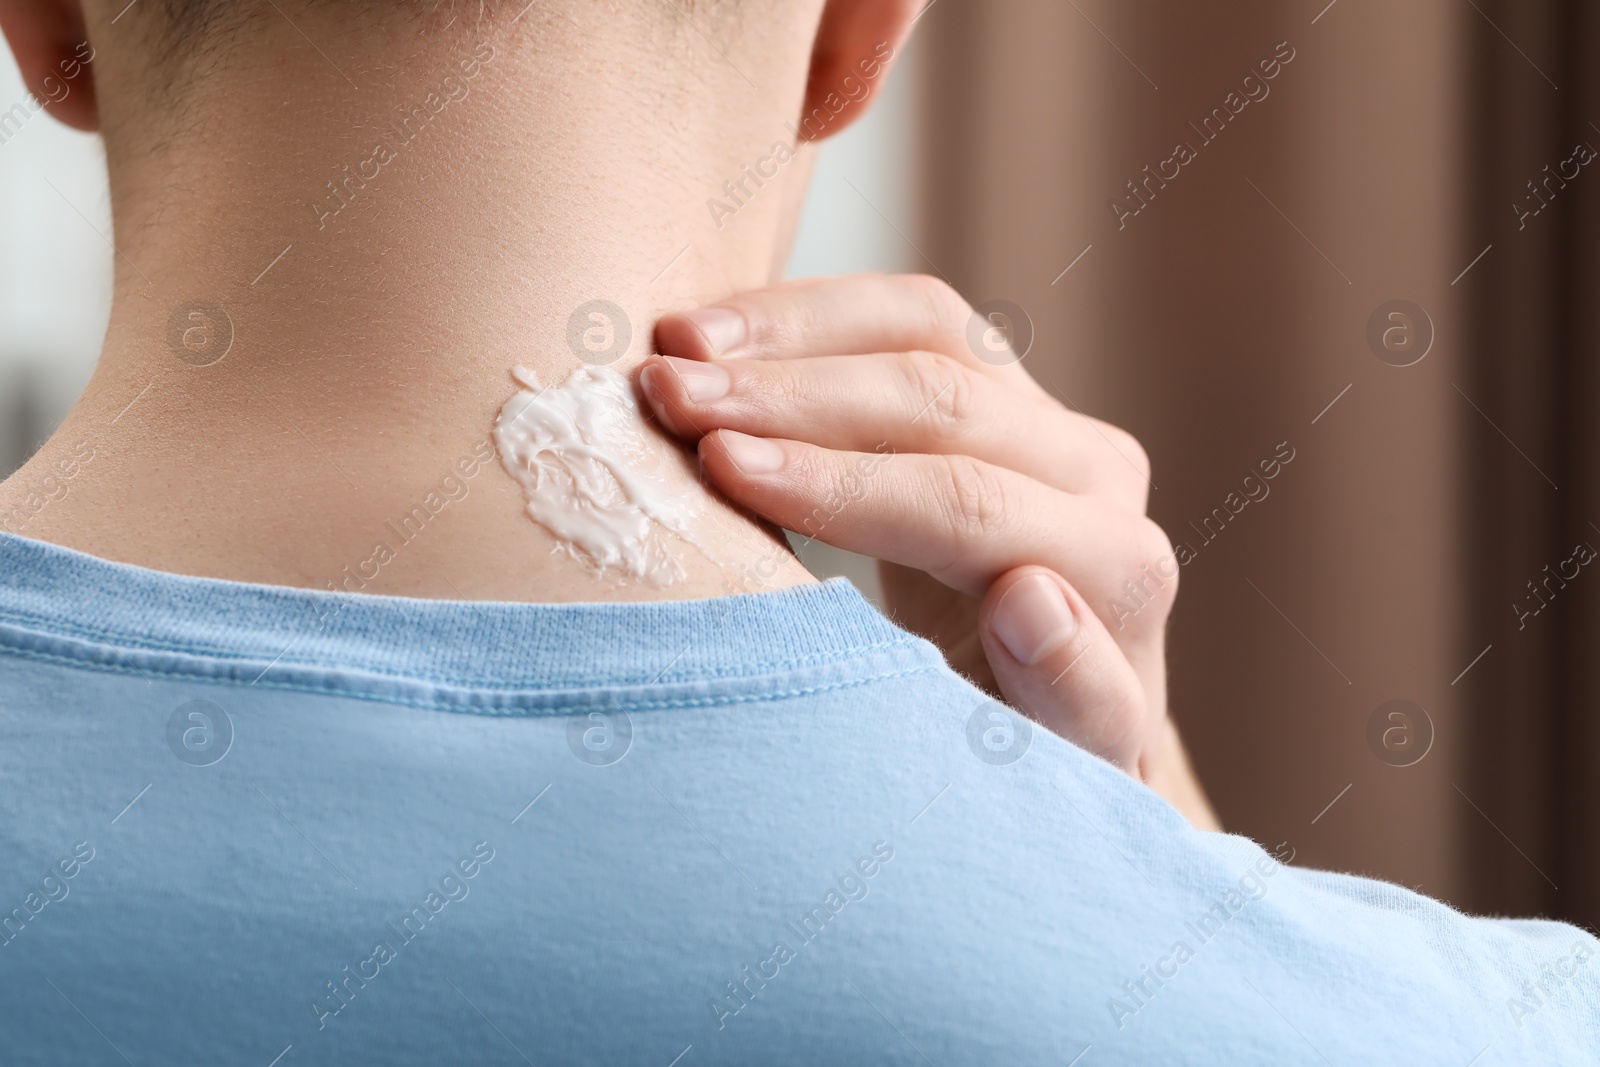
[0,0,99,132]
[799,0,919,143]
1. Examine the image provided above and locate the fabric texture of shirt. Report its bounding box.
[0,530,1594,1064]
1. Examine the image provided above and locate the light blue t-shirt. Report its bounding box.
[0,530,1595,1064]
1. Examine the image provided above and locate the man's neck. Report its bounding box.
[2,4,822,602]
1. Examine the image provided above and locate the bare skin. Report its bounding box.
[0,0,893,602]
[0,0,1215,824]
[651,275,1219,829]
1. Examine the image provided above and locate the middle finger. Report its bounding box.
[640,351,1150,512]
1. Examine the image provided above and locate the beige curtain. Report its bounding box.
[1459,0,1600,925]
[916,0,1540,914]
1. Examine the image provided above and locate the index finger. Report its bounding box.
[655,273,1043,390]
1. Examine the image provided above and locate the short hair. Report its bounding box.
[127,0,720,83]
[132,0,444,78]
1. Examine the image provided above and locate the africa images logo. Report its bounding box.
[966,700,1033,766]
[166,700,234,767]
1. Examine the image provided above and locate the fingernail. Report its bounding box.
[992,574,1077,666]
[684,307,747,357]
[639,364,669,406]
[662,355,730,401]
[718,430,785,475]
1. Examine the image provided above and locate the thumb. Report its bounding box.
[979,565,1150,772]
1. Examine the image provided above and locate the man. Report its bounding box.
[0,0,1593,1063]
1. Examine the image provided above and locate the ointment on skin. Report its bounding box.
[494,365,703,584]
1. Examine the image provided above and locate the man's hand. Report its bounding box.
[645,273,1218,830]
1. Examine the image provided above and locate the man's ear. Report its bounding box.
[799,0,919,143]
[0,0,98,132]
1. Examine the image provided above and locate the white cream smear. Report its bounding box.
[493,364,704,584]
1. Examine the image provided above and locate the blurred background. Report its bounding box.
[4,1,1599,929]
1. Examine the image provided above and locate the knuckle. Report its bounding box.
[1126,517,1180,614]
[899,351,974,437]
[752,293,820,352]
[1085,419,1152,512]
[904,273,971,335]
[760,360,811,410]
[1109,426,1152,483]
[934,454,1010,546]
[786,449,850,537]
